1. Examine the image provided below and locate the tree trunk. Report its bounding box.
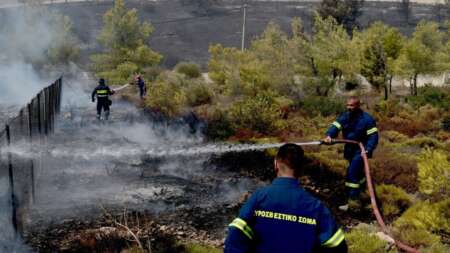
[413,73,418,96]
[389,76,392,94]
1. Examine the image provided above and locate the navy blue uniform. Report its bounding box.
[326,110,378,198]
[91,84,114,120]
[136,77,146,99]
[224,178,345,253]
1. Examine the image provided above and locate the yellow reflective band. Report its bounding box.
[332,121,342,130]
[322,228,345,248]
[367,127,378,135]
[359,178,366,184]
[345,182,360,188]
[97,90,108,94]
[229,218,254,239]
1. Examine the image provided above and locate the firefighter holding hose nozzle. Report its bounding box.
[324,97,379,211]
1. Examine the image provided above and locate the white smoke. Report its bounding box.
[0,6,75,106]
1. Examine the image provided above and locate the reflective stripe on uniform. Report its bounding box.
[332,121,342,130]
[359,178,366,185]
[322,228,345,247]
[345,182,360,189]
[97,90,108,94]
[367,127,378,135]
[229,218,254,240]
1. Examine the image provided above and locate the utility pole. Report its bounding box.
[241,3,247,51]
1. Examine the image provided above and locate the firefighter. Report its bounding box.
[91,78,115,120]
[224,143,347,253]
[134,74,146,99]
[324,97,379,211]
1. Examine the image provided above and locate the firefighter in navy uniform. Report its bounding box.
[324,97,379,211]
[224,143,347,253]
[91,78,115,120]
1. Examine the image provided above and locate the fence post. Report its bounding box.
[37,93,42,136]
[5,125,18,235]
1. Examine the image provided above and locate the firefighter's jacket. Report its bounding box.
[91,84,114,101]
[224,177,345,253]
[326,110,379,159]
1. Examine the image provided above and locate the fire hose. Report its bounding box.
[295,139,419,253]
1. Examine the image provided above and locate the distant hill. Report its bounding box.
[1,0,448,67]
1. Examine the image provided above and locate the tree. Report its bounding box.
[47,13,80,65]
[395,21,446,96]
[305,15,360,96]
[356,22,404,99]
[317,0,364,34]
[90,0,162,84]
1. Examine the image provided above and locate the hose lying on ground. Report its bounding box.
[329,139,419,253]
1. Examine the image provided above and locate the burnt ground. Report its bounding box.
[1,85,375,252]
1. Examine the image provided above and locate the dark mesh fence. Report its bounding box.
[0,77,62,237]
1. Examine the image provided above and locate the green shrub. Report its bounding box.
[394,226,441,249]
[204,107,234,140]
[228,93,282,134]
[298,96,345,117]
[421,242,450,253]
[417,148,450,198]
[394,200,450,235]
[381,131,408,143]
[407,86,450,110]
[185,82,213,106]
[175,62,201,78]
[376,184,412,220]
[184,243,221,253]
[346,225,395,253]
[145,79,186,117]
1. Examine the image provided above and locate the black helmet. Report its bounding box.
[99,78,105,85]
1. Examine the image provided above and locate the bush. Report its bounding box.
[184,243,221,253]
[298,96,345,117]
[375,184,412,220]
[185,82,213,106]
[175,62,201,78]
[228,93,282,134]
[204,107,234,140]
[394,200,450,235]
[381,130,408,143]
[407,86,450,110]
[346,224,395,253]
[145,79,186,117]
[393,200,450,249]
[417,148,450,198]
[371,146,418,192]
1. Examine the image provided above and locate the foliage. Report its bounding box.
[346,224,395,253]
[184,243,221,253]
[375,184,412,220]
[145,71,186,117]
[394,21,447,96]
[298,96,345,117]
[185,81,213,107]
[227,93,282,134]
[417,148,450,198]
[407,86,450,110]
[202,107,234,140]
[317,0,364,33]
[90,0,162,84]
[371,146,418,192]
[394,200,450,235]
[46,13,80,65]
[175,62,201,79]
[381,130,408,143]
[443,116,450,132]
[355,22,404,98]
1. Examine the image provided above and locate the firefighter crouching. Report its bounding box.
[91,78,115,120]
[224,143,347,253]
